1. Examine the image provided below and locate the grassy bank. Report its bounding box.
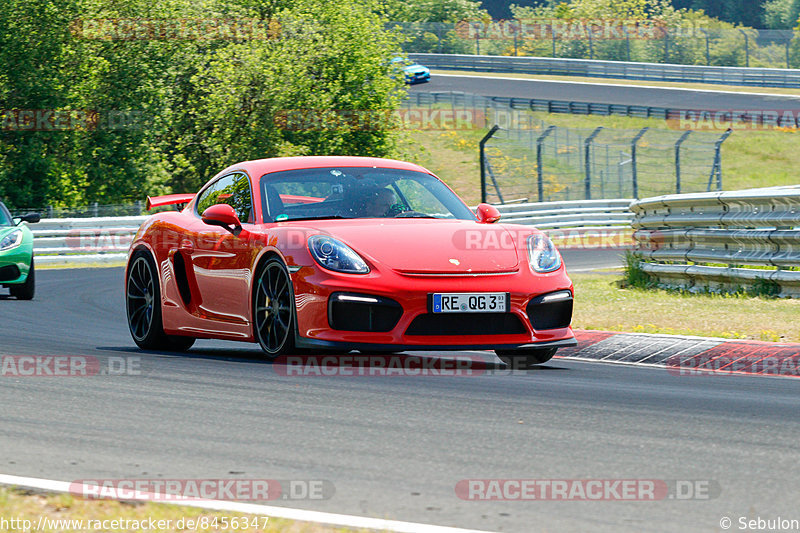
[0,487,350,533]
[397,110,800,203]
[570,272,800,342]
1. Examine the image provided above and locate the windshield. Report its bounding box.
[260,167,476,223]
[0,203,12,226]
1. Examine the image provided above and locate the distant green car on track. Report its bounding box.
[0,202,40,300]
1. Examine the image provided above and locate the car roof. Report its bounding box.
[218,156,434,179]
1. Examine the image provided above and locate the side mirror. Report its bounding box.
[202,204,242,235]
[15,213,40,225]
[476,203,501,224]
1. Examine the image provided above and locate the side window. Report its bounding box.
[196,173,253,223]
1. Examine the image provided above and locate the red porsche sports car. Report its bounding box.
[126,156,575,367]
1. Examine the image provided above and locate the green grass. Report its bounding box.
[0,487,359,533]
[37,260,127,270]
[571,272,800,342]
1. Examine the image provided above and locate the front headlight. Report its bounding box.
[308,235,369,274]
[527,234,561,273]
[0,230,23,251]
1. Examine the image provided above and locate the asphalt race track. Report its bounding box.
[413,73,800,112]
[2,265,800,532]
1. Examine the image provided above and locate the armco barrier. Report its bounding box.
[495,199,633,228]
[631,186,800,296]
[32,216,145,265]
[410,53,800,89]
[28,201,635,265]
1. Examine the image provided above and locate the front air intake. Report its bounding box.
[526,291,573,330]
[328,293,403,332]
[405,313,527,336]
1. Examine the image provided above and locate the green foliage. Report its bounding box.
[0,0,407,208]
[749,277,782,298]
[378,0,487,23]
[763,0,800,29]
[620,250,656,289]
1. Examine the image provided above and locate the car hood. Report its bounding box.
[297,219,522,273]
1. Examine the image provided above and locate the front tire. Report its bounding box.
[495,347,557,369]
[126,250,195,352]
[253,257,295,359]
[10,258,35,300]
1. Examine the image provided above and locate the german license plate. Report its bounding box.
[431,293,508,313]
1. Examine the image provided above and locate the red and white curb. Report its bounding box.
[558,330,800,378]
[0,474,494,533]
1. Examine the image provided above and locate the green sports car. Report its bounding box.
[0,202,39,300]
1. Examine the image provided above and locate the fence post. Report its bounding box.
[512,21,518,56]
[584,127,603,200]
[479,125,500,203]
[624,28,631,61]
[739,29,749,67]
[664,29,669,63]
[707,128,733,191]
[536,125,556,203]
[786,34,794,69]
[674,130,692,194]
[631,127,649,199]
[588,27,594,60]
[700,29,710,65]
[551,26,556,57]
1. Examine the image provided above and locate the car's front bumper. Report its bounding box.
[405,72,430,84]
[291,263,575,351]
[0,242,33,285]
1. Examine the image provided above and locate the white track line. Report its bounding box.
[0,474,495,533]
[432,72,800,99]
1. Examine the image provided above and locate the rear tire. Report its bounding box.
[10,258,35,300]
[126,250,195,352]
[495,347,557,369]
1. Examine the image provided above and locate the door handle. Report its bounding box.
[180,239,194,253]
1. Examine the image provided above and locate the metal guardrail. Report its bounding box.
[495,199,633,228]
[30,202,635,265]
[631,187,800,296]
[32,216,144,265]
[495,199,635,249]
[410,53,800,89]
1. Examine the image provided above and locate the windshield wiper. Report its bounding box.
[394,212,438,219]
[277,215,355,222]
